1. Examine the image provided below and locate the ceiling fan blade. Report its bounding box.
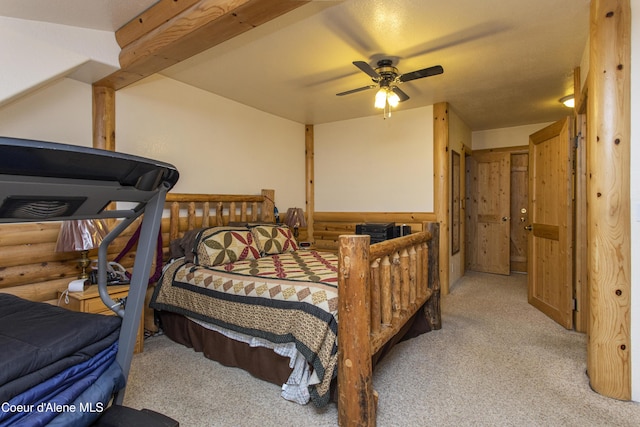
[353,61,379,79]
[392,86,410,102]
[336,85,377,96]
[399,65,444,82]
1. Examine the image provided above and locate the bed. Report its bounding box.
[150,192,441,426]
[0,136,178,426]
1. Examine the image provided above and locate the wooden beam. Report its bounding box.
[433,102,450,295]
[92,85,115,151]
[574,66,586,115]
[95,0,308,90]
[305,124,315,245]
[115,0,201,48]
[587,0,631,400]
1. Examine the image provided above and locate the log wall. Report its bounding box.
[0,190,275,309]
[0,220,142,304]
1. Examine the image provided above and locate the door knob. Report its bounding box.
[524,225,533,231]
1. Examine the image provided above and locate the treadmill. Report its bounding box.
[0,136,180,426]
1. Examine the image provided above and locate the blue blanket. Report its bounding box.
[0,294,121,403]
[0,342,121,426]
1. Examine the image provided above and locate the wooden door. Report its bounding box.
[528,118,574,329]
[466,152,511,275]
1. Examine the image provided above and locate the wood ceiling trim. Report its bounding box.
[95,0,309,90]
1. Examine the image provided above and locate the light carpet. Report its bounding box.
[124,271,640,426]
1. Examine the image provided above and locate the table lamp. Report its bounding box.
[284,207,306,239]
[55,219,108,279]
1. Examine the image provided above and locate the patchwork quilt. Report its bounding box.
[150,250,339,407]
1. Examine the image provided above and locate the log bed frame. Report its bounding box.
[162,190,441,427]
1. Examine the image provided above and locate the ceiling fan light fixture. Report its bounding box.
[374,88,387,109]
[340,58,443,118]
[387,90,400,107]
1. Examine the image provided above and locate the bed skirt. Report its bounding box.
[157,301,432,397]
[158,311,294,386]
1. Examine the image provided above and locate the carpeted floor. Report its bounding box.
[124,271,640,426]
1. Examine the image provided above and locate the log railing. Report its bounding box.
[312,211,436,252]
[337,222,441,427]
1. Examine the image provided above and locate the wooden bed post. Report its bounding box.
[261,189,275,222]
[338,234,375,427]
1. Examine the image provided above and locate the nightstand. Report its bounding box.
[58,284,144,353]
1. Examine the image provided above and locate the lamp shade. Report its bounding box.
[374,88,387,109]
[387,91,400,107]
[284,208,307,229]
[559,94,574,108]
[55,219,108,252]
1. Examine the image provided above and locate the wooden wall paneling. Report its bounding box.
[587,0,631,400]
[459,147,466,274]
[305,125,315,245]
[451,150,461,255]
[465,154,477,271]
[510,153,529,273]
[433,102,450,294]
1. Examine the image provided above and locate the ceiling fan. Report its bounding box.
[336,59,444,116]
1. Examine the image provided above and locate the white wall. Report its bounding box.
[472,122,554,150]
[0,17,119,107]
[0,75,307,212]
[314,105,434,212]
[116,75,306,211]
[630,0,639,403]
[0,78,92,146]
[0,73,436,217]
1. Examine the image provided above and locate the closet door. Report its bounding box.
[466,151,511,275]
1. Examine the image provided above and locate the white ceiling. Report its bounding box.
[0,0,157,31]
[0,0,590,131]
